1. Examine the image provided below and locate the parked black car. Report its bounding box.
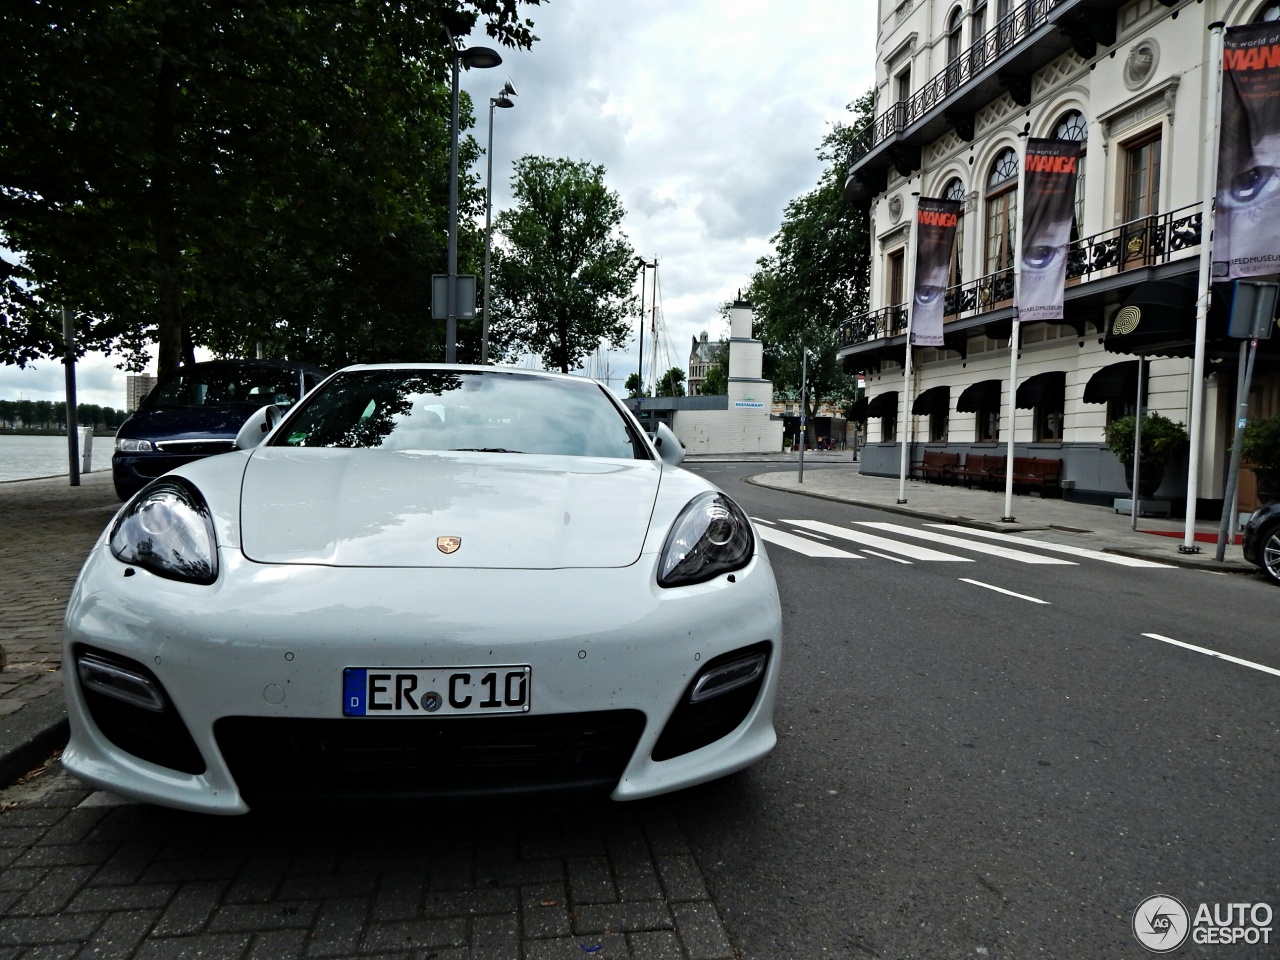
[113,359,329,500]
[1242,501,1280,586]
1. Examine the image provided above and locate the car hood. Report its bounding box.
[238,447,662,569]
[121,405,262,440]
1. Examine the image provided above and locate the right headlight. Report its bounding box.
[115,437,154,452]
[109,478,218,585]
[658,492,754,587]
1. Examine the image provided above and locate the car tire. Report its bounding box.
[1260,522,1280,586]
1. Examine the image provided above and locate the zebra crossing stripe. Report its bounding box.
[856,522,1076,565]
[784,520,972,562]
[757,526,863,559]
[927,524,1173,568]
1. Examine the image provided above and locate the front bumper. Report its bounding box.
[63,546,782,814]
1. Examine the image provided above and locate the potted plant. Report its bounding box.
[1104,412,1190,497]
[1242,413,1280,503]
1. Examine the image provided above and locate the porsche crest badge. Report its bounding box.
[436,536,462,555]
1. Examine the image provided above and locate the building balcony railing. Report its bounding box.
[837,203,1203,349]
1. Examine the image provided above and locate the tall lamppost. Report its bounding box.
[481,79,517,365]
[445,31,502,363]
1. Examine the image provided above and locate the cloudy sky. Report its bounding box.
[0,0,876,407]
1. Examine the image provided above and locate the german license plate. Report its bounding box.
[343,666,531,716]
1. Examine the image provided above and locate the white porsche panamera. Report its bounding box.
[62,365,783,814]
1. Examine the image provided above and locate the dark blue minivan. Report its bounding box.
[112,359,329,500]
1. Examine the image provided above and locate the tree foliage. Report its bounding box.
[748,90,873,435]
[699,339,729,396]
[656,367,685,397]
[489,157,638,373]
[0,1,542,381]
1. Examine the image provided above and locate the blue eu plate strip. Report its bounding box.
[343,668,366,716]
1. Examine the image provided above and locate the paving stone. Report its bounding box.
[304,897,370,958]
[74,908,161,958]
[469,912,519,960]
[371,869,426,923]
[520,883,572,940]
[0,913,105,947]
[246,928,310,960]
[655,855,709,903]
[670,902,735,960]
[360,918,467,955]
[133,932,254,960]
[627,929,685,960]
[206,899,321,933]
[567,857,616,905]
[522,933,629,960]
[572,901,674,936]
[151,880,229,936]
[65,882,175,913]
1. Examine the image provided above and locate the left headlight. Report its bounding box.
[658,492,754,588]
[110,478,218,585]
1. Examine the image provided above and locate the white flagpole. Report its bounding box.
[1003,134,1029,522]
[1183,21,1226,553]
[898,191,920,503]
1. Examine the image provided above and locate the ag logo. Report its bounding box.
[1133,895,1190,952]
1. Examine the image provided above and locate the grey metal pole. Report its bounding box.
[1216,339,1260,560]
[481,97,496,365]
[62,307,80,486]
[1130,358,1145,530]
[445,48,461,364]
[799,348,807,484]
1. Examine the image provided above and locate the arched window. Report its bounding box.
[945,7,964,90]
[944,177,966,288]
[985,148,1018,273]
[1054,110,1088,239]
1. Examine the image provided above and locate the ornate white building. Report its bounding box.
[841,0,1280,512]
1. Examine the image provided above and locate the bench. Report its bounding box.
[950,453,1005,488]
[910,450,960,483]
[991,457,1063,498]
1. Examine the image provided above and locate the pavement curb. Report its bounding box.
[0,690,69,788]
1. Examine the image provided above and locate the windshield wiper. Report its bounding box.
[451,447,523,453]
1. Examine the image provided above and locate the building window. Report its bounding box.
[882,414,898,443]
[1054,110,1088,238]
[973,0,988,53]
[887,248,906,305]
[945,8,964,90]
[976,408,999,443]
[1124,132,1161,221]
[985,148,1019,274]
[896,68,911,104]
[930,409,948,442]
[1034,403,1064,442]
[944,177,966,290]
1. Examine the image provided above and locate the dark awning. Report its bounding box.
[866,391,898,417]
[1016,371,1066,410]
[848,396,868,420]
[1083,360,1142,405]
[1104,275,1201,357]
[911,385,950,415]
[955,379,1001,412]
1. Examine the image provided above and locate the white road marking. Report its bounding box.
[928,524,1174,568]
[750,517,776,525]
[959,579,1051,604]
[1142,633,1280,678]
[856,522,1076,565]
[757,526,863,559]
[863,549,914,564]
[785,519,972,562]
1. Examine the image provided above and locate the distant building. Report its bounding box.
[687,331,717,396]
[126,374,157,412]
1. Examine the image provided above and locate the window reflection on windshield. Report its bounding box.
[147,368,302,409]
[275,370,649,460]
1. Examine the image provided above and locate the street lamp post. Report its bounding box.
[481,79,517,365]
[445,31,503,363]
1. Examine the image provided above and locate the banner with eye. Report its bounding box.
[910,196,962,347]
[1020,138,1082,323]
[1215,21,1280,281]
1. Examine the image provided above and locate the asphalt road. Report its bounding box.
[1,463,1275,958]
[677,462,1280,958]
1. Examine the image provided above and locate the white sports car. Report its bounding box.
[62,365,783,814]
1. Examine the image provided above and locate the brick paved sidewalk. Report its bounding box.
[0,471,120,784]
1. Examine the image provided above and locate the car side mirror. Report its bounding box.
[653,422,685,466]
[234,405,282,450]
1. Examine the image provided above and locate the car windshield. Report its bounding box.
[146,367,302,409]
[273,369,651,460]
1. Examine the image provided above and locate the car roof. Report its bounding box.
[333,364,601,386]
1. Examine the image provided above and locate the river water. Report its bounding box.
[0,434,101,482]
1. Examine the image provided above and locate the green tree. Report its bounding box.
[656,367,686,397]
[699,340,730,396]
[748,90,874,442]
[489,157,638,373]
[0,1,543,380]
[624,373,645,398]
